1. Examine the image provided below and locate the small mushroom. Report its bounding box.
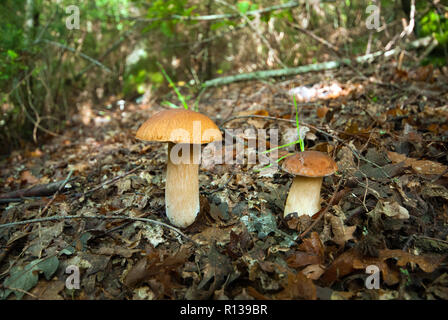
[136,109,222,228]
[282,151,338,218]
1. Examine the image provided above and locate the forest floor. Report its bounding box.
[0,62,448,300]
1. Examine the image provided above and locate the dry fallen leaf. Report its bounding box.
[321,248,443,286]
[20,170,39,185]
[276,271,317,300]
[328,214,357,246]
[287,232,325,269]
[301,264,326,280]
[124,248,190,298]
[371,201,410,220]
[68,162,90,174]
[387,151,448,177]
[317,106,329,119]
[24,280,65,300]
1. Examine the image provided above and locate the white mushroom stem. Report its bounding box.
[165,142,200,228]
[284,176,323,217]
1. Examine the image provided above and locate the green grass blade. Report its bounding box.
[253,153,294,172]
[293,95,305,152]
[161,101,180,108]
[262,140,300,154]
[156,62,189,110]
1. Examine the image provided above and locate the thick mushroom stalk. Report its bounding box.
[284,176,323,217]
[165,142,199,228]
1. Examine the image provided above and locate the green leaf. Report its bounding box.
[59,247,75,256]
[7,50,18,60]
[149,72,164,84]
[160,21,173,37]
[161,101,180,108]
[293,96,305,152]
[137,83,146,94]
[1,256,59,300]
[156,62,189,109]
[237,1,251,14]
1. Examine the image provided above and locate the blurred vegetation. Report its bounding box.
[0,0,446,154]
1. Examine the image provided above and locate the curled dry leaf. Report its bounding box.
[287,232,324,268]
[20,170,39,185]
[276,271,317,300]
[387,151,448,177]
[124,248,190,298]
[370,201,410,220]
[421,183,448,201]
[320,248,443,286]
[328,214,357,246]
[301,264,326,280]
[336,146,357,175]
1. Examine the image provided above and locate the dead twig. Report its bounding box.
[72,164,144,200]
[0,179,75,201]
[215,0,286,68]
[1,286,38,299]
[0,213,198,246]
[221,114,392,179]
[37,170,74,218]
[298,178,344,240]
[37,39,112,73]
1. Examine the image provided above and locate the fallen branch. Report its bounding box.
[130,0,328,23]
[37,170,73,218]
[215,0,286,68]
[72,164,144,200]
[299,178,344,240]
[37,39,112,73]
[221,114,392,179]
[203,36,432,87]
[0,178,75,202]
[0,214,198,246]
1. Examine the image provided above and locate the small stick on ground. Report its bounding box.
[72,164,144,200]
[0,213,198,246]
[37,170,74,218]
[298,178,344,240]
[203,173,235,195]
[221,114,392,179]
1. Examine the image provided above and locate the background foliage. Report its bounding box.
[0,0,446,154]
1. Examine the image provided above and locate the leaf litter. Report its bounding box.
[0,63,447,300]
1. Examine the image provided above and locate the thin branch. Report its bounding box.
[37,170,73,218]
[288,21,340,53]
[299,178,344,240]
[14,87,59,138]
[215,0,286,68]
[37,39,112,73]
[220,114,392,179]
[202,36,432,87]
[128,1,322,23]
[0,214,198,246]
[72,164,144,199]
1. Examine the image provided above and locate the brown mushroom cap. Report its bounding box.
[282,151,338,177]
[136,109,222,144]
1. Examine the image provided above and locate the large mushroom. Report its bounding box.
[136,109,222,228]
[282,151,338,218]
